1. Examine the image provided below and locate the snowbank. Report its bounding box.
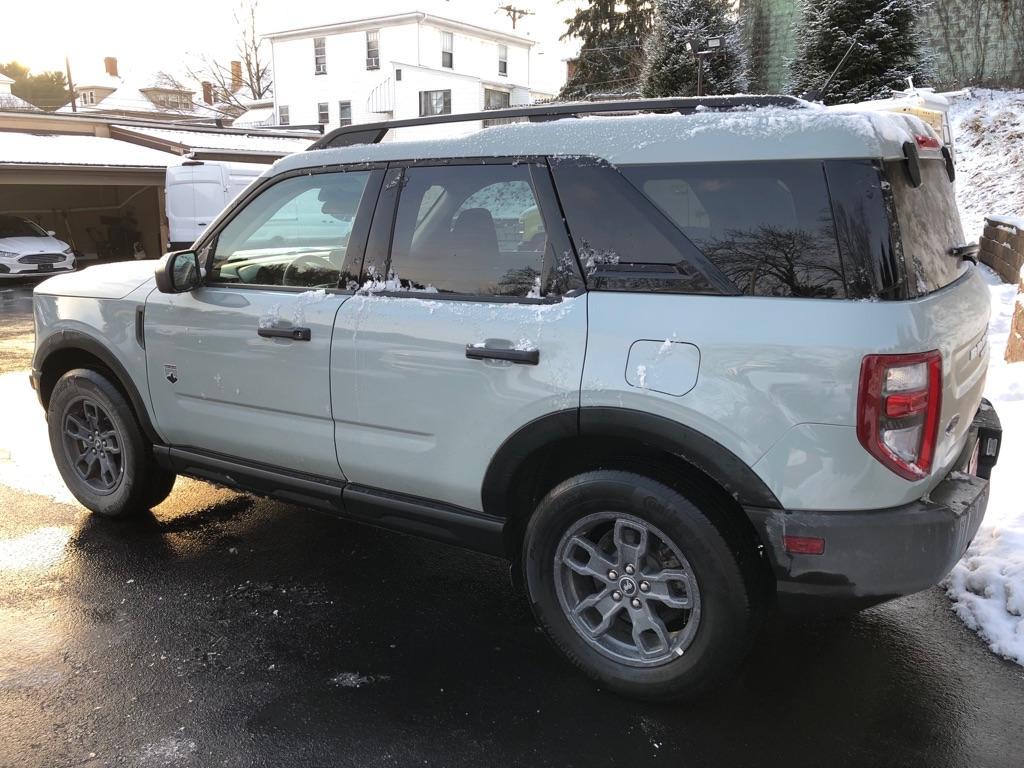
[943,88,1024,666]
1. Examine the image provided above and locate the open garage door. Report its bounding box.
[0,134,172,266]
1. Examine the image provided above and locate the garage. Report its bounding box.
[0,132,173,268]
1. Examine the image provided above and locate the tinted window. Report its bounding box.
[549,160,717,294]
[884,158,967,295]
[622,161,846,298]
[387,164,554,297]
[211,171,370,288]
[824,159,903,299]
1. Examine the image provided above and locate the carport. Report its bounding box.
[0,132,175,263]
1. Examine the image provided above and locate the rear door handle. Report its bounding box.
[258,326,311,341]
[465,344,539,365]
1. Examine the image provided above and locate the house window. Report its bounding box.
[318,102,329,124]
[419,89,451,117]
[395,68,402,81]
[314,37,327,75]
[366,30,380,70]
[338,100,352,126]
[484,88,510,111]
[278,105,290,125]
[498,44,508,77]
[441,31,453,69]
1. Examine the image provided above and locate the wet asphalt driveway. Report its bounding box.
[1,282,1022,767]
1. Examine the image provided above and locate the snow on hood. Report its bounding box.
[0,235,69,255]
[34,260,157,300]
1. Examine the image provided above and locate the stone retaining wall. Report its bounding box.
[980,216,1024,284]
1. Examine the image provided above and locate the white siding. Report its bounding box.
[270,16,533,131]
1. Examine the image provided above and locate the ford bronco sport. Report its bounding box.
[31,97,1002,700]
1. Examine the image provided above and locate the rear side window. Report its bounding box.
[549,159,720,294]
[387,163,573,297]
[622,161,847,299]
[884,158,967,295]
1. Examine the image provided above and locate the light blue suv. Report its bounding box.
[31,98,1002,699]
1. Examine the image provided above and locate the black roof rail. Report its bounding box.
[310,95,805,149]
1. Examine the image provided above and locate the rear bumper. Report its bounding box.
[747,400,1002,612]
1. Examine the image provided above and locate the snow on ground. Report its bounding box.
[0,371,77,505]
[944,267,1024,665]
[943,89,1024,666]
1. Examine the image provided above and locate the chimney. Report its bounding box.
[104,56,118,77]
[230,60,242,92]
[201,81,213,105]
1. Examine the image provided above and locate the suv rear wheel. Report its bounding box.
[48,368,176,517]
[523,470,758,700]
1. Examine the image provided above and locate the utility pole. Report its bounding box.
[498,4,534,29]
[65,56,76,112]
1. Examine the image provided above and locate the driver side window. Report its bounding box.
[210,171,371,288]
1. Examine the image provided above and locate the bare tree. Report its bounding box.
[187,0,273,112]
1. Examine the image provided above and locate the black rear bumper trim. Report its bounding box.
[748,400,1000,613]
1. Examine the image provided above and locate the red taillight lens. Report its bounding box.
[857,351,942,480]
[914,134,941,150]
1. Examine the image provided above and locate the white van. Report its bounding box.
[165,161,264,250]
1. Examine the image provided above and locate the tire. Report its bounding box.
[523,470,760,701]
[47,368,176,517]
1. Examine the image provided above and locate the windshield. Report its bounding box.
[0,215,48,238]
[883,159,967,295]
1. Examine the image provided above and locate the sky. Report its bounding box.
[0,0,583,95]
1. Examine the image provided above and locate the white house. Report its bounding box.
[58,57,232,123]
[265,11,535,136]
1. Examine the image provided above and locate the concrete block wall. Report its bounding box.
[980,216,1024,284]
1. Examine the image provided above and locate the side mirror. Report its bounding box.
[47,230,57,237]
[155,250,202,293]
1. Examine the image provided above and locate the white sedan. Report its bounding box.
[0,215,76,278]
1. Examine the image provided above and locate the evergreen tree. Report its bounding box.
[641,0,747,97]
[560,0,655,99]
[788,0,933,104]
[0,62,71,111]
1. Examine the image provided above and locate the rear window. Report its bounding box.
[883,158,967,295]
[621,161,847,299]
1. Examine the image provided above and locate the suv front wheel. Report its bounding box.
[48,368,176,516]
[523,470,759,700]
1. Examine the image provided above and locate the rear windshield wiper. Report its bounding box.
[949,243,979,264]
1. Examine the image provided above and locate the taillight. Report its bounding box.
[914,134,941,150]
[857,351,942,480]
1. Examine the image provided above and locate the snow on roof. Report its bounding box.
[56,71,223,119]
[0,133,176,168]
[232,106,277,128]
[0,94,40,112]
[0,73,14,85]
[276,105,927,175]
[111,124,314,154]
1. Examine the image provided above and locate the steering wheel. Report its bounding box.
[282,254,333,287]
